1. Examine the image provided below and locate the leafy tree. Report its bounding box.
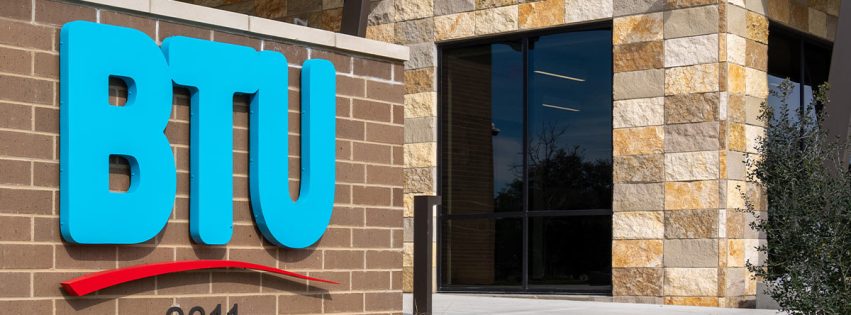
[743,81,851,314]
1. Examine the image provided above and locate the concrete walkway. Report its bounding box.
[402,294,786,315]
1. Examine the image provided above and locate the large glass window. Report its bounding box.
[439,24,613,293]
[768,24,833,119]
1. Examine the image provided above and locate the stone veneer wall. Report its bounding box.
[0,0,407,314]
[361,0,840,308]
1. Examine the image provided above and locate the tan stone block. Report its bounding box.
[726,180,747,209]
[725,267,747,296]
[395,18,434,44]
[435,0,475,16]
[665,180,720,210]
[665,93,719,124]
[476,0,514,9]
[395,0,433,21]
[614,69,665,100]
[612,240,663,268]
[665,151,720,181]
[366,23,395,42]
[745,40,768,72]
[726,34,746,66]
[565,0,613,23]
[808,8,828,38]
[664,239,719,267]
[746,11,769,43]
[474,5,518,35]
[613,183,664,211]
[614,41,663,72]
[613,97,664,128]
[728,122,746,152]
[665,268,718,296]
[727,63,746,94]
[665,64,720,95]
[614,0,665,16]
[664,34,719,67]
[518,0,564,29]
[613,212,664,239]
[405,92,437,118]
[614,154,665,183]
[745,67,768,98]
[435,12,475,40]
[664,122,720,153]
[666,209,719,239]
[613,126,664,156]
[664,5,720,39]
[745,124,764,154]
[613,13,663,45]
[789,1,809,31]
[405,68,435,94]
[727,239,745,267]
[664,297,720,306]
[612,268,663,296]
[405,142,436,168]
[767,0,791,23]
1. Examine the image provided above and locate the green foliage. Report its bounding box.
[744,81,851,315]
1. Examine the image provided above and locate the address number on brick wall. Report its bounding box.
[166,304,238,315]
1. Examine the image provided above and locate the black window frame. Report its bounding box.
[767,22,834,117]
[435,21,614,294]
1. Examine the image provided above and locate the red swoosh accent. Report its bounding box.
[61,260,338,296]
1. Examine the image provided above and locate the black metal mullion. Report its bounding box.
[521,36,530,291]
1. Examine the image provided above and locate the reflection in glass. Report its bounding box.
[441,218,523,286]
[527,31,613,212]
[767,24,832,122]
[529,216,612,287]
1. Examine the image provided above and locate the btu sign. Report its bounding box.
[59,21,336,249]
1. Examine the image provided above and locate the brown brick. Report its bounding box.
[157,271,211,295]
[311,50,352,73]
[33,271,84,297]
[353,229,391,248]
[0,188,52,214]
[100,10,156,39]
[392,228,402,248]
[392,187,403,207]
[34,216,57,241]
[278,294,323,314]
[368,80,405,104]
[262,272,308,293]
[32,52,58,80]
[280,249,323,270]
[211,271,261,293]
[0,300,52,314]
[156,221,189,245]
[34,106,58,133]
[0,244,52,269]
[324,292,364,313]
[230,295,276,314]
[337,140,352,160]
[118,246,173,267]
[165,121,190,145]
[392,104,404,125]
[337,118,365,140]
[231,224,264,246]
[0,272,30,297]
[329,207,364,227]
[264,41,309,65]
[172,297,223,312]
[367,122,403,144]
[366,208,402,228]
[31,161,57,188]
[0,215,30,241]
[234,128,248,150]
[353,142,392,164]
[0,46,31,75]
[307,270,350,292]
[0,0,31,21]
[367,165,403,186]
[351,271,391,290]
[392,270,402,290]
[316,227,352,248]
[336,162,365,184]
[56,298,116,315]
[98,275,156,296]
[213,31,260,49]
[55,245,116,269]
[234,175,249,199]
[366,250,401,269]
[228,247,278,267]
[354,58,392,80]
[289,66,301,88]
[158,21,211,42]
[335,184,351,204]
[337,75,365,97]
[352,186,392,206]
[0,130,53,159]
[118,298,173,315]
[392,146,403,165]
[0,19,54,50]
[324,250,364,269]
[35,0,96,26]
[392,63,403,82]
[0,75,54,105]
[0,103,32,130]
[336,96,351,117]
[353,99,392,122]
[366,292,403,311]
[0,159,30,185]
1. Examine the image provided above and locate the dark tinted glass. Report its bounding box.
[527,31,613,211]
[441,41,524,215]
[528,216,612,289]
[441,218,523,287]
[767,24,833,121]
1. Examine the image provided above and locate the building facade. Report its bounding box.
[0,0,844,313]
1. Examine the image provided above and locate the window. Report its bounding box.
[767,24,833,120]
[438,24,613,293]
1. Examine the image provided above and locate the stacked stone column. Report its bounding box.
[611,0,771,307]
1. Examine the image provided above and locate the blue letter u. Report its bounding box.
[250,57,336,248]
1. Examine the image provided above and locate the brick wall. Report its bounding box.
[0,0,405,314]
